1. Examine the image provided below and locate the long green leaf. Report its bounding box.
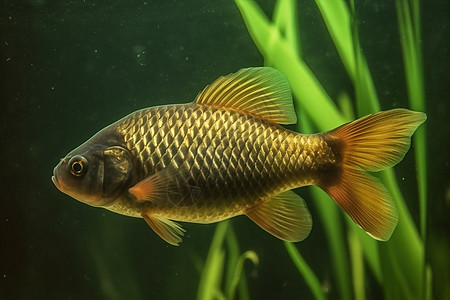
[380,169,424,300]
[285,242,327,300]
[310,187,352,300]
[197,222,228,300]
[224,224,252,300]
[395,0,427,241]
[348,230,365,300]
[236,0,346,130]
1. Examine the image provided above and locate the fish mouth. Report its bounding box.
[52,174,64,192]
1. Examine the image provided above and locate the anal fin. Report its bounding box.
[245,191,312,242]
[142,213,185,246]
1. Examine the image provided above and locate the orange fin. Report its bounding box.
[129,167,177,202]
[322,108,426,240]
[330,108,426,171]
[321,168,397,241]
[194,67,297,124]
[246,191,312,242]
[141,213,185,246]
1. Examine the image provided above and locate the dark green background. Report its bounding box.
[1,0,449,299]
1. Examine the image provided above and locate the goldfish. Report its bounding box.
[52,67,426,245]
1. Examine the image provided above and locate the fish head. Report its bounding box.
[52,141,134,207]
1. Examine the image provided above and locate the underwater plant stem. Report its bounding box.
[310,187,352,300]
[395,0,427,242]
[226,251,258,300]
[315,0,380,116]
[396,1,429,297]
[348,0,381,116]
[348,230,365,300]
[197,222,229,300]
[224,224,252,300]
[381,169,424,299]
[314,0,355,80]
[284,242,327,300]
[235,0,347,130]
[272,0,300,57]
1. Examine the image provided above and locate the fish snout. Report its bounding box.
[52,158,67,192]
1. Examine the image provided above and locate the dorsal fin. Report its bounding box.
[194,67,297,124]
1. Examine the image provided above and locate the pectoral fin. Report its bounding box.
[142,213,185,246]
[129,167,178,203]
[245,191,312,242]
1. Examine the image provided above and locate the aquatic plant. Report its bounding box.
[197,221,258,300]
[198,0,430,299]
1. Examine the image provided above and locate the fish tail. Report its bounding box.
[320,108,426,240]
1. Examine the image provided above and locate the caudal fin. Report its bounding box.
[320,109,426,240]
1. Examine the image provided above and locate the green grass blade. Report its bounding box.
[348,230,365,300]
[284,242,327,300]
[224,223,252,300]
[224,223,240,298]
[395,0,427,241]
[315,0,380,115]
[380,169,424,299]
[310,187,352,300]
[348,0,381,115]
[197,222,228,300]
[273,0,300,56]
[395,0,428,298]
[314,0,355,80]
[226,250,258,300]
[235,0,346,129]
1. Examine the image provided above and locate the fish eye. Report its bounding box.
[69,155,88,176]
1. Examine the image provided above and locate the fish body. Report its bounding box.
[52,67,426,245]
[108,103,334,220]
